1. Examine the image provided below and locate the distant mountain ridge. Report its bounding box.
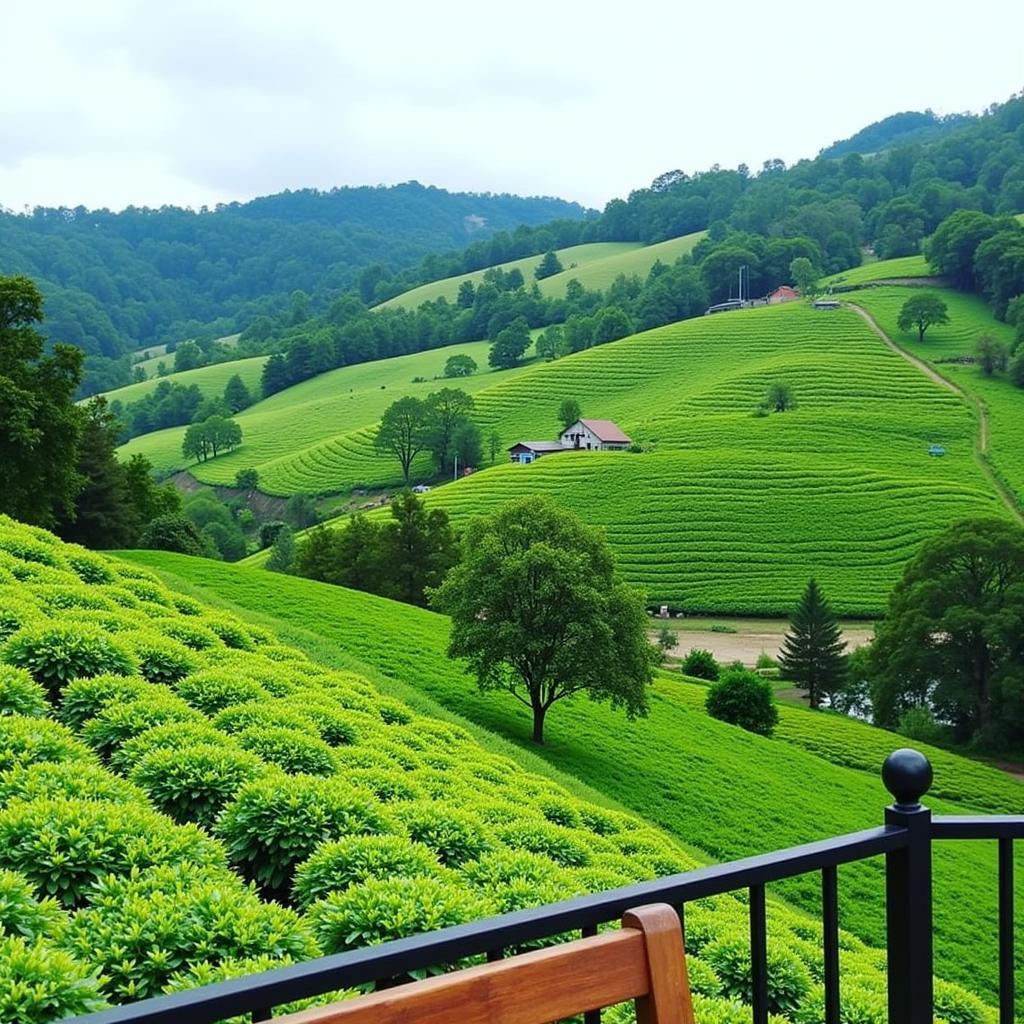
[819,109,976,158]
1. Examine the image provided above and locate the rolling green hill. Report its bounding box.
[824,255,934,287]
[119,551,1024,1009]
[99,353,268,406]
[378,232,705,310]
[842,281,1023,509]
[240,299,1003,614]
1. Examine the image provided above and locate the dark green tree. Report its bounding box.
[138,514,208,556]
[765,382,796,412]
[425,388,475,475]
[778,579,847,709]
[591,305,633,345]
[488,430,502,464]
[896,293,950,342]
[488,317,530,369]
[558,398,581,432]
[534,249,564,280]
[443,354,477,378]
[452,420,483,471]
[234,468,260,491]
[284,493,319,529]
[379,491,459,606]
[265,524,296,573]
[173,341,204,372]
[0,275,84,528]
[705,670,778,736]
[870,517,1024,745]
[535,325,562,361]
[430,496,654,743]
[374,396,431,484]
[974,333,1009,375]
[224,374,253,413]
[789,257,819,296]
[260,353,291,398]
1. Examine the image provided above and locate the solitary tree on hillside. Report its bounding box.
[896,293,950,342]
[374,396,431,484]
[974,333,1010,376]
[443,354,477,378]
[534,249,564,281]
[789,257,819,297]
[558,398,581,433]
[488,317,531,369]
[224,374,253,413]
[778,579,847,709]
[430,496,655,744]
[764,382,796,413]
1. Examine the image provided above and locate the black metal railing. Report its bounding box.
[64,749,1022,1024]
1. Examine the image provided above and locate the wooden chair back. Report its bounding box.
[275,903,695,1024]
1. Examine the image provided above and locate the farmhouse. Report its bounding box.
[508,418,632,463]
[560,418,631,451]
[767,286,799,304]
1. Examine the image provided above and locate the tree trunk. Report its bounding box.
[531,704,547,744]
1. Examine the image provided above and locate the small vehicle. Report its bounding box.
[412,484,432,493]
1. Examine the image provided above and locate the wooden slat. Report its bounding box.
[276,903,693,1024]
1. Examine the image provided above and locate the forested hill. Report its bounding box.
[818,109,975,158]
[0,182,590,359]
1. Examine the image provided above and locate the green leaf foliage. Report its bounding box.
[705,670,779,736]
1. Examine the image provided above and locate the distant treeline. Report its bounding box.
[0,183,589,393]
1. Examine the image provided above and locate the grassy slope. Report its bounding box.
[242,300,1002,613]
[846,283,1024,505]
[117,552,1024,1006]
[100,355,269,406]
[824,255,933,286]
[119,338,535,486]
[378,233,705,311]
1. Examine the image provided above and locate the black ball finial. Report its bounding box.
[882,748,933,808]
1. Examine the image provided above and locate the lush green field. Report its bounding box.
[119,338,535,485]
[131,334,242,380]
[121,552,1024,1010]
[378,233,705,310]
[100,354,268,406]
[251,300,1003,613]
[824,255,933,287]
[846,284,1024,506]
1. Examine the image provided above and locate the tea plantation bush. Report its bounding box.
[0,515,1002,1021]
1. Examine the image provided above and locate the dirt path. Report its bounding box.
[846,303,1021,523]
[652,625,874,667]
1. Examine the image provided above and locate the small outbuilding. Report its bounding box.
[767,286,799,305]
[508,441,570,465]
[559,419,631,451]
[812,299,841,310]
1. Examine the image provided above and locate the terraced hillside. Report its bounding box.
[378,232,705,310]
[119,337,534,483]
[844,283,1024,508]
[235,300,1003,613]
[99,354,268,406]
[824,254,934,286]
[121,552,1024,1011]
[2,518,1005,1023]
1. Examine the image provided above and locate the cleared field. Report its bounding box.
[123,552,1024,1008]
[824,254,933,287]
[131,334,242,379]
[847,285,1024,505]
[100,354,268,405]
[120,338,535,482]
[378,232,705,310]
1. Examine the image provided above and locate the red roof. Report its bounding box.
[577,419,631,444]
[770,286,799,299]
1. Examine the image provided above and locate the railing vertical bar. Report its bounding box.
[749,884,768,1024]
[821,865,840,1024]
[998,838,1014,1024]
[486,948,504,963]
[250,1010,272,1023]
[582,925,602,1024]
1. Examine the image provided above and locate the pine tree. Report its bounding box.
[778,578,847,709]
[265,525,295,573]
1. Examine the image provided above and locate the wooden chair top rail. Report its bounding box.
[275,904,694,1024]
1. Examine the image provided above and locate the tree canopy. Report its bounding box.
[896,293,950,341]
[430,496,655,743]
[778,578,847,709]
[869,517,1024,747]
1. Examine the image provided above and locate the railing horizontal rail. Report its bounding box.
[63,825,907,1024]
[931,815,1024,840]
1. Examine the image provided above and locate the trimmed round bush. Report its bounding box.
[170,595,205,616]
[129,634,198,685]
[344,769,425,803]
[293,835,443,908]
[213,700,317,735]
[204,616,255,650]
[0,595,44,643]
[0,869,63,940]
[59,864,318,1001]
[461,849,567,892]
[705,669,779,736]
[393,803,491,867]
[81,694,205,761]
[932,979,990,1024]
[58,674,155,731]
[235,726,337,776]
[308,876,492,954]
[130,744,267,828]
[0,761,146,806]
[704,935,810,1016]
[0,534,63,568]
[216,776,394,893]
[0,666,48,718]
[0,797,225,907]
[375,698,413,726]
[110,721,235,775]
[536,795,583,828]
[0,717,96,773]
[32,585,113,613]
[2,624,137,698]
[279,700,361,746]
[681,648,720,681]
[793,986,887,1024]
[117,578,171,607]
[156,618,221,651]
[175,672,270,716]
[0,935,108,1021]
[495,819,593,868]
[64,551,114,585]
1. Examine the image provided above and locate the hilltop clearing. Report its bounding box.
[378,232,705,310]
[120,552,1024,1009]
[97,354,268,406]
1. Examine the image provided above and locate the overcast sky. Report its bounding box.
[2,0,1022,213]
